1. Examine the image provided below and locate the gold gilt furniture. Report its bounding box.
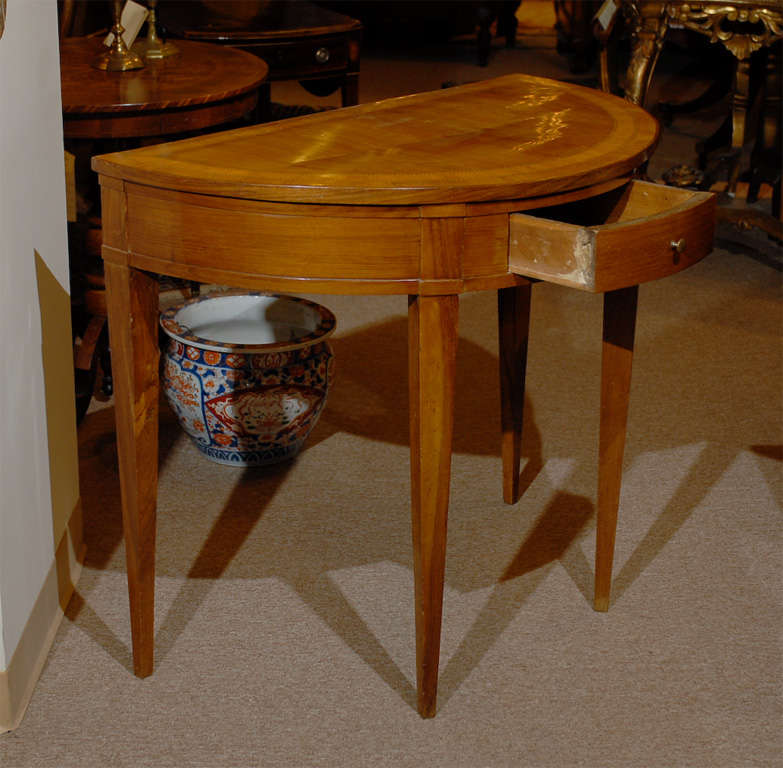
[623,0,782,105]
[92,75,715,717]
[620,0,782,232]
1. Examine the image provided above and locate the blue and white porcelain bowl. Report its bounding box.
[160,292,335,466]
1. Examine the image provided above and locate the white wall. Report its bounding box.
[0,0,71,669]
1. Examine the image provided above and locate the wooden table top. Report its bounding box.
[60,37,268,115]
[93,74,659,205]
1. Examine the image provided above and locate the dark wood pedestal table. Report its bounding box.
[93,74,716,718]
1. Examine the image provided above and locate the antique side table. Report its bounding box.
[61,36,269,138]
[93,74,715,717]
[61,36,269,416]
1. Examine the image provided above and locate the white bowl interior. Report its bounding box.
[175,295,322,346]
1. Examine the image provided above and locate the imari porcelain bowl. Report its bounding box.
[160,292,335,466]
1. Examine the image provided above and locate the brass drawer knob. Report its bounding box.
[315,47,331,64]
[670,238,686,254]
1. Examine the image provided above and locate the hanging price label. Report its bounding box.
[103,1,149,48]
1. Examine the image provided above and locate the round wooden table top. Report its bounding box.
[93,74,660,204]
[61,37,268,139]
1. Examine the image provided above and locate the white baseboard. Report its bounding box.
[0,500,84,733]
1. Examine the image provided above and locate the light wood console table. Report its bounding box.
[93,74,715,717]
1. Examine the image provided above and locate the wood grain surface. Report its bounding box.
[408,293,459,717]
[93,74,659,204]
[61,37,268,113]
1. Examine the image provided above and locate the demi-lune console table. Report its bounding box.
[93,74,715,717]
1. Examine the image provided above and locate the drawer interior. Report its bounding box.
[519,180,704,229]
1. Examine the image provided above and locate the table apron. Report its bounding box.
[97,176,640,295]
[99,183,525,292]
[101,243,526,296]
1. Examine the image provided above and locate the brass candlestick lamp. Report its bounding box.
[93,0,145,71]
[133,0,179,60]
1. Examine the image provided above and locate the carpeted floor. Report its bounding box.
[2,15,781,768]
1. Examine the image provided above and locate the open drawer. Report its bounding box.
[509,180,716,292]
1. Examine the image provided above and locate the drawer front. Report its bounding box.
[239,37,349,79]
[509,181,716,292]
[590,189,716,292]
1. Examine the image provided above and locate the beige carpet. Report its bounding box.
[2,21,781,768]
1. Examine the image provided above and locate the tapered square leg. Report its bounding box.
[408,294,459,717]
[498,284,532,505]
[104,262,160,676]
[594,285,638,612]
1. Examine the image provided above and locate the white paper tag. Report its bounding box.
[595,0,618,30]
[104,1,148,48]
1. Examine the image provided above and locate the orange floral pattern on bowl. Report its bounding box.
[160,293,335,466]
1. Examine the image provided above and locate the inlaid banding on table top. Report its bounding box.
[93,75,659,205]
